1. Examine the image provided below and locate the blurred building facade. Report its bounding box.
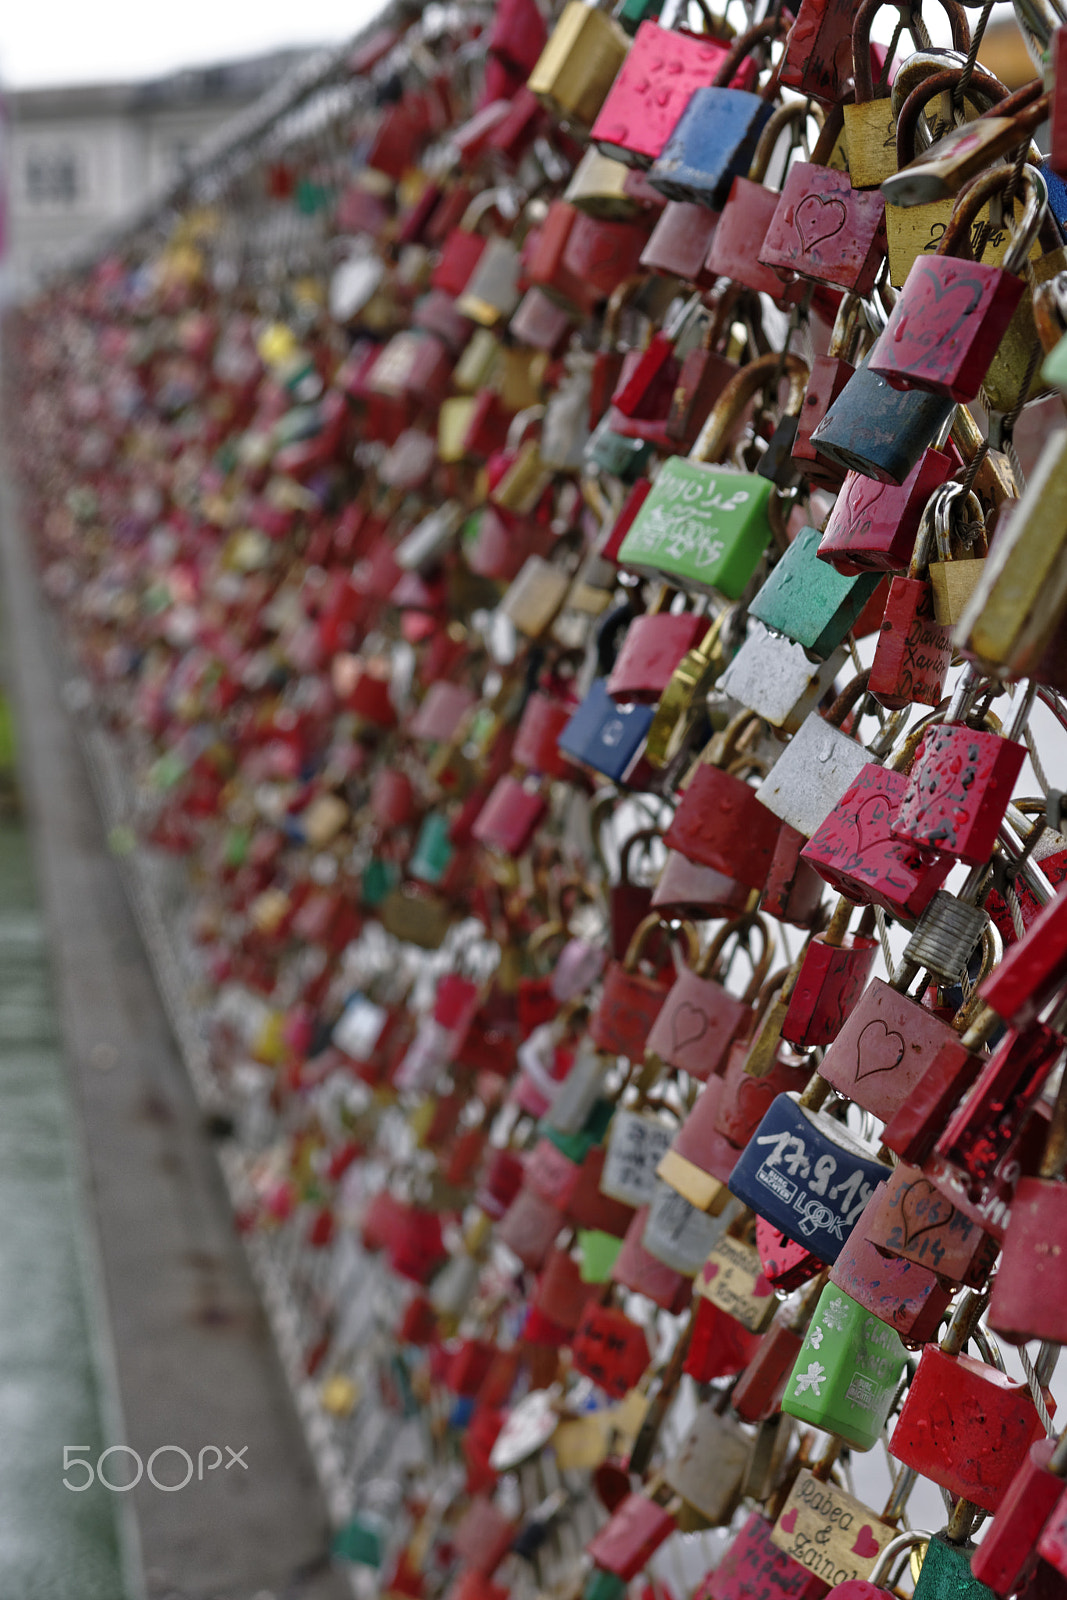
[4,50,310,297]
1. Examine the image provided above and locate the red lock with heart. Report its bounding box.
[644,914,771,1081]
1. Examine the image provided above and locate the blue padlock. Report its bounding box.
[557,680,655,782]
[809,352,956,487]
[727,1084,890,1264]
[649,88,775,209]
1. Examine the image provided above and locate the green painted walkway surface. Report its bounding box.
[0,818,128,1599]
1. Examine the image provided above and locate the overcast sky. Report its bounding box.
[0,0,385,88]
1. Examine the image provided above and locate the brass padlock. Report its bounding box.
[927,481,987,627]
[528,0,630,130]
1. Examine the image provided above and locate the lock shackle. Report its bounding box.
[867,1530,935,1588]
[695,911,772,998]
[890,48,977,117]
[460,186,520,234]
[748,98,824,186]
[894,63,1006,168]
[702,707,764,769]
[711,14,788,90]
[853,0,970,103]
[933,482,984,562]
[689,352,809,465]
[600,274,652,351]
[828,294,873,364]
[618,826,664,890]
[908,481,960,577]
[824,668,874,730]
[937,163,1047,270]
[622,912,701,974]
[506,404,545,452]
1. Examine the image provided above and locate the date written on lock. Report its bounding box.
[771,1469,898,1589]
[729,1094,886,1262]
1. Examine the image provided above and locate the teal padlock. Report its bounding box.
[782,1282,907,1450]
[617,352,807,600]
[585,415,656,481]
[408,812,454,886]
[1042,329,1067,394]
[913,1533,997,1600]
[748,524,882,659]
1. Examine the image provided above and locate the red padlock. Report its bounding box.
[590,915,697,1063]
[645,915,771,1081]
[781,900,879,1050]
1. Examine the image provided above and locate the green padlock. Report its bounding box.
[1042,330,1067,394]
[585,414,656,481]
[332,1513,387,1567]
[782,1283,907,1450]
[362,857,400,908]
[408,812,454,887]
[914,1532,997,1600]
[585,1568,628,1600]
[616,0,663,34]
[617,353,808,601]
[579,1229,624,1282]
[748,524,882,660]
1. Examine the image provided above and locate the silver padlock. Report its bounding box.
[641,1179,729,1275]
[720,622,847,736]
[902,890,990,985]
[663,1399,752,1526]
[754,672,892,838]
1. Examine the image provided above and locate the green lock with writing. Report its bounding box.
[748,523,882,659]
[618,352,809,599]
[783,1283,907,1450]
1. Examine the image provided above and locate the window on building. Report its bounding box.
[24,148,82,206]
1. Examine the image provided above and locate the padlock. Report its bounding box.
[868,487,954,709]
[571,1295,652,1398]
[817,443,956,574]
[761,824,828,928]
[525,200,652,320]
[645,914,771,1080]
[773,1461,915,1588]
[862,1160,1000,1289]
[778,0,884,107]
[884,62,1014,290]
[662,1391,752,1527]
[612,1201,692,1310]
[827,1217,953,1344]
[781,899,880,1050]
[527,0,630,130]
[657,1074,742,1213]
[617,353,808,601]
[585,1488,678,1579]
[987,1068,1067,1346]
[590,17,733,170]
[666,300,743,446]
[802,760,953,923]
[880,79,1049,209]
[758,160,888,298]
[869,166,1048,403]
[889,690,1030,866]
[782,1280,907,1449]
[955,430,1067,680]
[557,680,656,784]
[606,592,710,704]
[641,200,719,288]
[684,1295,763,1383]
[703,1509,832,1600]
[890,1291,1047,1512]
[648,19,783,209]
[818,959,988,1127]
[706,100,819,304]
[695,1211,778,1333]
[589,914,699,1062]
[651,848,756,922]
[589,274,648,426]
[756,1214,827,1292]
[600,1104,677,1208]
[607,824,660,958]
[790,298,871,493]
[755,671,887,839]
[642,1178,727,1276]
[728,1070,891,1267]
[720,620,847,737]
[973,1431,1067,1596]
[810,348,956,487]
[663,714,782,893]
[731,1296,809,1421]
[749,524,882,660]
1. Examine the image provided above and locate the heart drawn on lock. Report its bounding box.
[853,1019,906,1082]
[794,194,848,254]
[851,1525,881,1559]
[899,1176,956,1245]
[670,1000,709,1055]
[700,1258,720,1286]
[779,1509,799,1534]
[883,265,987,377]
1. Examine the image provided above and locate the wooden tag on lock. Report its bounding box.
[771,1469,899,1589]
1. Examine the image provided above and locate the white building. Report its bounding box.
[4,50,311,298]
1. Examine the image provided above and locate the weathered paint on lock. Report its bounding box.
[749,523,882,658]
[759,164,888,297]
[591,23,733,169]
[864,1161,1000,1288]
[783,1283,907,1449]
[869,258,1027,403]
[829,1224,952,1343]
[869,576,952,709]
[817,975,968,1123]
[649,89,774,209]
[817,448,956,574]
[890,726,1027,866]
[809,357,956,486]
[802,765,953,922]
[698,1510,831,1600]
[664,764,782,891]
[781,934,880,1049]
